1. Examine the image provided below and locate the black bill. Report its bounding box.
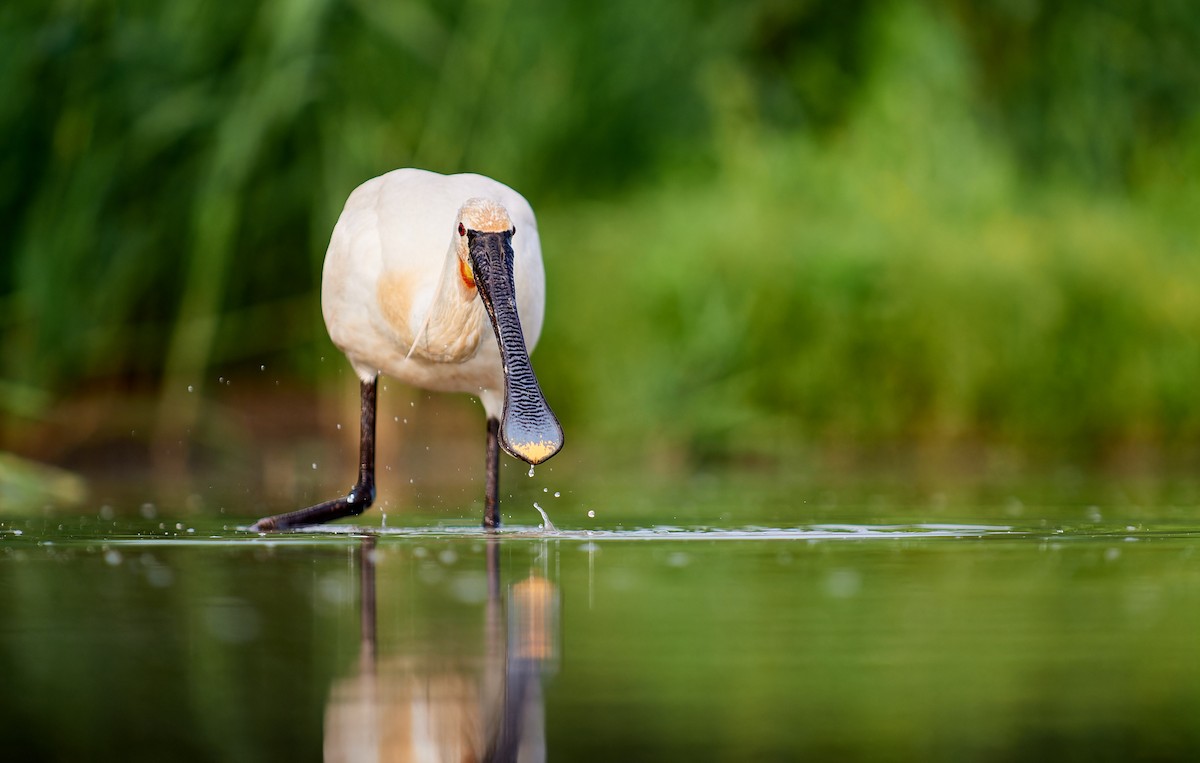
[468,229,564,464]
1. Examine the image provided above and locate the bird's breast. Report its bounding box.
[376,270,486,364]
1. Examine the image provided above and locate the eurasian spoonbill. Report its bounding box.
[252,169,563,531]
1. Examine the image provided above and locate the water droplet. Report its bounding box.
[311,463,317,470]
[587,510,595,518]
[543,487,549,493]
[104,549,122,566]
[554,492,561,498]
[336,424,342,430]
[528,465,535,478]
[260,364,266,371]
[187,385,194,393]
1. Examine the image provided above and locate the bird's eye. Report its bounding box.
[458,223,466,236]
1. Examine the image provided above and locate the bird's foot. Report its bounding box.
[250,482,374,532]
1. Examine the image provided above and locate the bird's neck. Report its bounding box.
[405,246,486,364]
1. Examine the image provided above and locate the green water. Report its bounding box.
[3,480,1200,761]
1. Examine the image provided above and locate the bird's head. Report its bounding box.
[454,198,563,466]
[453,199,513,291]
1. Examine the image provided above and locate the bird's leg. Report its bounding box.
[251,377,378,532]
[484,417,501,530]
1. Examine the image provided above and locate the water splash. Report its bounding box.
[533,502,556,532]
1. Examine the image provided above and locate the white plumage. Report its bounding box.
[322,168,544,420]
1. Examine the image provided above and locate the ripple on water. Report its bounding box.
[14,522,1023,547]
[31,521,1200,548]
[225,522,1028,542]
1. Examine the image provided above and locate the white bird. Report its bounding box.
[252,169,563,531]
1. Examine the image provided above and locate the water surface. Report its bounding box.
[3,482,1200,760]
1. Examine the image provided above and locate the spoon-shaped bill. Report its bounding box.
[468,230,564,464]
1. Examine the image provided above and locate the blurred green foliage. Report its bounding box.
[2,0,1199,463]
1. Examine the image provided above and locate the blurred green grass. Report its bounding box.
[2,0,1199,474]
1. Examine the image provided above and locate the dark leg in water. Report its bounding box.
[251,377,378,532]
[484,417,501,530]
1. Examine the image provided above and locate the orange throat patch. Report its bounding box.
[458,257,476,290]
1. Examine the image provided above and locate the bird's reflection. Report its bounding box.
[325,537,559,762]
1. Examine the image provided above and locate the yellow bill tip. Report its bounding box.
[509,438,560,465]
